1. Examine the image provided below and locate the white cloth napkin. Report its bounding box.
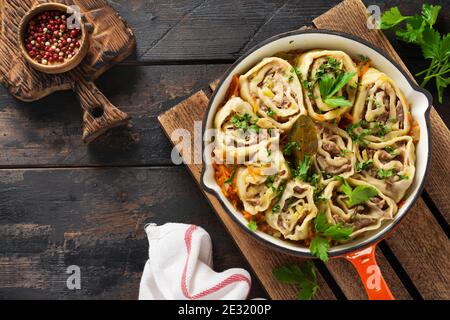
[139,223,252,300]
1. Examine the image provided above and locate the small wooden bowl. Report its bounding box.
[18,2,89,74]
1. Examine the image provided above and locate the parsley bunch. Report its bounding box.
[272,261,319,300]
[380,4,449,103]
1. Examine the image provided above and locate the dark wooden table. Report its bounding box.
[0,0,448,299]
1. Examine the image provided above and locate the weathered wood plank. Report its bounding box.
[109,0,449,62]
[313,0,450,299]
[0,166,267,299]
[0,64,228,167]
[386,198,450,300]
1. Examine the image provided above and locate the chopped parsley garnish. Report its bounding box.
[302,80,312,90]
[283,141,301,156]
[356,159,373,172]
[293,155,312,181]
[231,113,259,132]
[272,261,319,300]
[265,175,276,191]
[398,174,410,180]
[340,149,352,156]
[358,54,370,62]
[377,168,395,179]
[372,122,390,137]
[266,108,276,117]
[309,212,353,262]
[272,204,281,213]
[247,220,257,232]
[385,146,397,155]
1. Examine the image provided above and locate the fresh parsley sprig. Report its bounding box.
[319,72,356,108]
[310,212,353,262]
[272,261,319,300]
[336,176,379,207]
[379,4,449,103]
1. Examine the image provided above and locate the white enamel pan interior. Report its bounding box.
[201,30,432,258]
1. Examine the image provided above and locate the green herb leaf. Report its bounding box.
[272,261,319,300]
[358,54,369,62]
[294,155,312,181]
[421,27,441,59]
[379,7,410,29]
[323,96,353,107]
[377,168,395,179]
[266,108,276,117]
[310,236,330,262]
[327,72,356,97]
[395,16,426,43]
[336,177,379,207]
[322,224,353,241]
[272,204,281,213]
[319,74,334,98]
[224,166,237,186]
[346,185,379,207]
[421,4,441,27]
[356,159,373,172]
[385,146,397,155]
[314,211,330,234]
[398,174,409,180]
[247,220,257,232]
[283,141,301,156]
[231,113,259,132]
[310,212,354,262]
[380,4,449,104]
[265,175,276,191]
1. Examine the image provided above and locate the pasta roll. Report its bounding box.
[213,96,280,164]
[323,178,397,238]
[296,50,358,121]
[235,151,290,215]
[353,136,416,202]
[239,57,305,131]
[265,180,318,241]
[315,122,355,182]
[352,68,411,142]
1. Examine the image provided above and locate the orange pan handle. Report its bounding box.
[345,243,395,300]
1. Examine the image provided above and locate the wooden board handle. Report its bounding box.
[71,73,130,144]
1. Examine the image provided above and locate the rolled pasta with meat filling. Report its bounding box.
[322,178,397,238]
[265,180,318,241]
[213,96,280,164]
[235,151,290,215]
[314,122,355,182]
[352,68,411,142]
[296,50,358,121]
[353,136,415,202]
[239,57,305,131]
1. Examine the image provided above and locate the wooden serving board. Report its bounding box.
[159,0,450,300]
[0,0,136,143]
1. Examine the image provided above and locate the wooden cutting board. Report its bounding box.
[0,0,135,143]
[159,0,450,300]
